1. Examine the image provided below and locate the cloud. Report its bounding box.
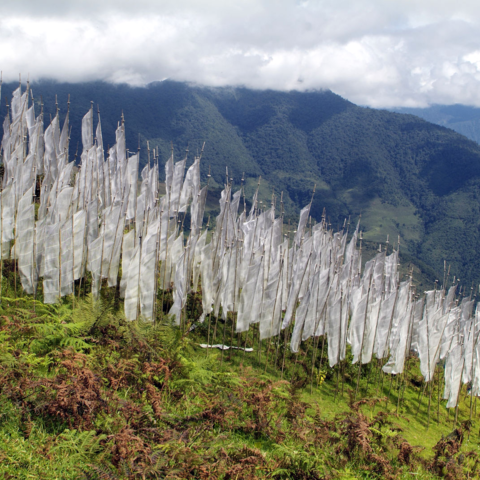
[1,0,480,107]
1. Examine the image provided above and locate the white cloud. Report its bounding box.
[1,0,480,107]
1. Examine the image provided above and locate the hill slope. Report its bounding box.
[0,293,478,479]
[2,80,480,284]
[392,104,480,144]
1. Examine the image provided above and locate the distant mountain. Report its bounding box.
[392,104,480,144]
[2,80,480,285]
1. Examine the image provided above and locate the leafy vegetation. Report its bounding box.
[1,268,480,479]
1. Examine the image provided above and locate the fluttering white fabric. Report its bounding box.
[124,244,141,320]
[43,223,60,304]
[16,188,35,294]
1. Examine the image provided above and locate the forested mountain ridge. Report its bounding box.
[392,104,480,144]
[2,80,480,285]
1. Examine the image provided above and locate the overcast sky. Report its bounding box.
[1,0,480,108]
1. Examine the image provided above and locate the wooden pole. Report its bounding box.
[427,379,433,430]
[206,313,213,357]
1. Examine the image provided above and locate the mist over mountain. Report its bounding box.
[2,80,480,285]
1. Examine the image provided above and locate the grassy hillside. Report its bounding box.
[3,81,480,286]
[1,280,479,479]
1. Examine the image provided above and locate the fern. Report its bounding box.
[0,351,16,368]
[172,353,241,392]
[369,426,399,439]
[272,443,325,477]
[85,464,119,480]
[0,331,16,368]
[28,295,116,354]
[32,320,92,353]
[51,429,108,463]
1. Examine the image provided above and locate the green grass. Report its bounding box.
[199,316,480,455]
[357,197,424,248]
[220,334,479,452]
